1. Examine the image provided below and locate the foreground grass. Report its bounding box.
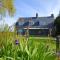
[0,34,56,60]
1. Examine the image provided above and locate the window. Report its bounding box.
[29,21,34,26]
[40,21,46,25]
[34,21,39,26]
[19,22,24,25]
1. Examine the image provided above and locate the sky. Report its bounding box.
[1,0,60,26]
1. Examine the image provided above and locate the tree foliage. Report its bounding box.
[54,15,60,36]
[0,0,15,16]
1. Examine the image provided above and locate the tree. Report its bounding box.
[0,0,15,17]
[54,15,60,36]
[54,14,60,60]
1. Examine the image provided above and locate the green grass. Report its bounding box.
[29,36,56,49]
[0,35,56,60]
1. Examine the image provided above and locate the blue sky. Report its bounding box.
[1,0,60,26]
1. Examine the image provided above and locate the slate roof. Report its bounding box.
[16,14,54,28]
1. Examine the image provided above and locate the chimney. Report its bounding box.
[36,13,38,18]
[51,14,54,17]
[58,11,60,16]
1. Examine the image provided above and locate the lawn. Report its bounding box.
[0,33,56,60]
[29,36,56,49]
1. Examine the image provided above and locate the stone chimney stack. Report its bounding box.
[58,11,60,16]
[51,14,54,17]
[36,13,38,18]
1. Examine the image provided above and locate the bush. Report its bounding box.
[54,16,60,36]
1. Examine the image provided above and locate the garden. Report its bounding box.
[0,32,56,60]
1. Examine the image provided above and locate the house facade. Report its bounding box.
[15,13,55,36]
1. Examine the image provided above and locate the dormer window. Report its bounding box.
[19,22,24,26]
[29,21,34,26]
[40,21,46,25]
[33,21,39,26]
[16,22,19,26]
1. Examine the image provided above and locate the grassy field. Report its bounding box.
[0,33,56,60]
[29,36,56,49]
